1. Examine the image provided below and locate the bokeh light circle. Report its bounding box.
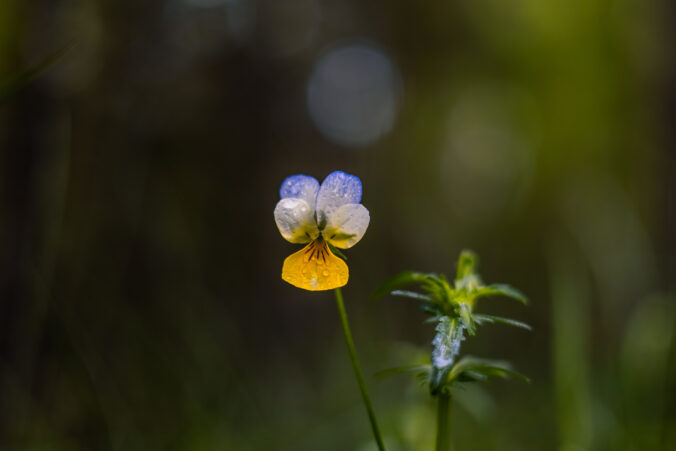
[307,42,402,148]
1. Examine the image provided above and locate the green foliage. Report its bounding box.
[375,250,530,397]
[391,290,434,303]
[448,357,530,385]
[375,364,431,379]
[371,270,436,300]
[474,284,528,305]
[455,250,478,281]
[473,314,532,331]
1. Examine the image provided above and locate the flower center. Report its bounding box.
[303,237,329,264]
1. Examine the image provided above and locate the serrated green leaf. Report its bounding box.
[457,370,489,382]
[474,314,532,331]
[421,275,447,297]
[474,284,528,305]
[391,290,434,302]
[448,356,530,384]
[371,271,433,299]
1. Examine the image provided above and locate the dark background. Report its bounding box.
[1,0,675,449]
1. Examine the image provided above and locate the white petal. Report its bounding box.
[279,175,320,212]
[315,171,362,226]
[323,203,370,249]
[274,198,319,243]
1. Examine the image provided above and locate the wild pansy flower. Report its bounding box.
[274,171,370,291]
[274,171,384,449]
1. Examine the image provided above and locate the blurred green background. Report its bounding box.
[1,0,674,449]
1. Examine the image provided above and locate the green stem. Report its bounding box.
[435,394,452,451]
[334,287,386,451]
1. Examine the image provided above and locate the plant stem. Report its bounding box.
[435,394,452,451]
[334,287,386,451]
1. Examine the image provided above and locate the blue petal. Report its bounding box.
[280,174,320,207]
[316,171,362,224]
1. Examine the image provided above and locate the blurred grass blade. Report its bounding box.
[619,295,675,449]
[474,314,532,331]
[474,284,528,304]
[549,241,592,449]
[0,42,74,104]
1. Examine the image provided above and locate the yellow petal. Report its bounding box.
[282,239,349,291]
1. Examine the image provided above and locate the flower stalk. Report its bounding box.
[435,393,452,451]
[334,287,386,451]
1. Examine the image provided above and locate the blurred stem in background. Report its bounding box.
[333,287,386,451]
[550,241,593,450]
[0,44,73,104]
[619,295,675,449]
[435,393,451,451]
